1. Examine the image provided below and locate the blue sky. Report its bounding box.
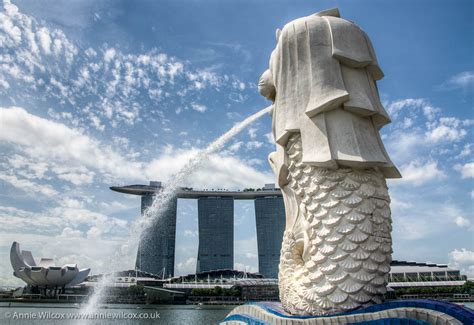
[0,0,472,285]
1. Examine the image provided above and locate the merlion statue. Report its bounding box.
[259,8,401,316]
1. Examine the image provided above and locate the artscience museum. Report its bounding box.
[10,242,90,293]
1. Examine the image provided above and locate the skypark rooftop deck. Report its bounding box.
[110,184,282,199]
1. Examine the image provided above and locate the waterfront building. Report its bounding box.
[10,242,90,292]
[197,197,234,272]
[388,260,467,287]
[111,182,284,277]
[254,190,285,278]
[137,187,177,278]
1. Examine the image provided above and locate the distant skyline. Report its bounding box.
[0,0,473,286]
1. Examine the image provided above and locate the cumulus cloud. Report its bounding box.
[0,106,144,182]
[454,216,471,228]
[439,204,472,229]
[383,98,473,186]
[145,148,273,189]
[449,248,474,278]
[386,98,440,121]
[0,106,273,200]
[454,162,474,179]
[398,160,445,186]
[425,117,468,143]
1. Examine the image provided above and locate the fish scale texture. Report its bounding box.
[279,134,393,316]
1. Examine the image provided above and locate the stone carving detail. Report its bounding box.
[259,8,401,315]
[278,134,392,315]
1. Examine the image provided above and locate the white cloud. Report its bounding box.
[0,232,133,286]
[454,162,474,179]
[248,158,263,166]
[0,11,21,44]
[422,105,440,121]
[386,98,425,116]
[0,203,128,239]
[440,71,474,90]
[393,214,435,241]
[449,248,474,278]
[384,98,472,171]
[183,230,197,237]
[0,173,58,197]
[103,48,116,63]
[145,148,273,189]
[190,103,207,113]
[265,132,274,145]
[86,226,102,239]
[398,160,445,186]
[402,117,413,128]
[385,131,424,164]
[52,165,95,185]
[390,197,413,211]
[244,252,257,259]
[60,227,83,238]
[226,112,242,120]
[7,154,48,179]
[386,98,440,121]
[457,144,472,159]
[60,198,84,209]
[425,117,468,143]
[450,248,474,264]
[0,1,250,131]
[439,204,472,229]
[37,27,52,55]
[454,216,471,228]
[234,262,258,273]
[234,237,258,273]
[175,257,196,275]
[246,141,263,150]
[99,201,135,214]
[248,128,257,139]
[0,106,144,181]
[227,141,243,153]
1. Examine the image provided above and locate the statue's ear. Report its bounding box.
[268,152,277,175]
[275,28,281,42]
[268,150,289,188]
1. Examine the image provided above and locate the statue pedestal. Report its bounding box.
[221,300,474,324]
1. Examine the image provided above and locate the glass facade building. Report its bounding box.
[197,197,234,272]
[111,183,285,278]
[136,194,177,277]
[255,196,285,278]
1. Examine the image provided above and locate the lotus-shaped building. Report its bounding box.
[10,241,90,288]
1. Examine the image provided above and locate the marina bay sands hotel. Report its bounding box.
[111,182,285,278]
